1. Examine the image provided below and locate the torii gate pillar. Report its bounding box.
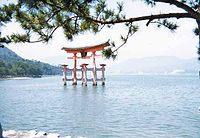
[92,51,97,86]
[81,63,88,86]
[62,64,68,85]
[100,64,106,85]
[72,53,77,85]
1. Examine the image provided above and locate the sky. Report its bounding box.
[0,0,199,66]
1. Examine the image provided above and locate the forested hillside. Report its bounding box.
[0,47,62,77]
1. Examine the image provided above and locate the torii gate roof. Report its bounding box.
[61,41,110,53]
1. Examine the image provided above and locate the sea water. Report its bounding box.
[0,75,200,138]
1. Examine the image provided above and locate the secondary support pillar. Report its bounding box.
[72,53,77,85]
[92,51,97,86]
[100,64,106,85]
[80,64,84,84]
[62,64,68,85]
[81,63,88,86]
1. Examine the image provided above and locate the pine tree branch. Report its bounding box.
[28,39,44,43]
[23,26,60,43]
[44,1,64,10]
[46,10,61,23]
[154,0,200,19]
[48,26,60,39]
[0,44,4,48]
[111,32,131,54]
[88,12,193,24]
[112,25,135,54]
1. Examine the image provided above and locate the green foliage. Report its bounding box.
[0,4,16,23]
[0,0,103,43]
[0,60,8,77]
[193,27,199,35]
[0,47,61,77]
[1,0,200,60]
[180,0,200,10]
[0,0,126,44]
[198,47,200,60]
[0,60,42,77]
[144,0,156,6]
[157,19,178,32]
[0,59,62,77]
[102,48,113,59]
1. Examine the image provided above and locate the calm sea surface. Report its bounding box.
[0,75,200,138]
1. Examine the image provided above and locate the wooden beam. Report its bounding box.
[62,41,110,53]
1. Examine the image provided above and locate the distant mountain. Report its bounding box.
[0,47,62,77]
[40,55,69,66]
[107,56,200,75]
[0,46,23,64]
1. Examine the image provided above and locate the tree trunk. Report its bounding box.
[0,123,2,138]
[196,20,200,60]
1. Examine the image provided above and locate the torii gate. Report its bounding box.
[61,41,110,86]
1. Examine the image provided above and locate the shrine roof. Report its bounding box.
[61,41,110,53]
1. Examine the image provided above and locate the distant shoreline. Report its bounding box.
[2,130,74,138]
[0,75,63,80]
[0,75,42,79]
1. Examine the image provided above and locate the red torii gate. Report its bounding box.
[61,41,110,86]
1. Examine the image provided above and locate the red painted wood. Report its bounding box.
[62,41,110,54]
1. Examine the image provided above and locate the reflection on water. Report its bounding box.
[0,75,200,138]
